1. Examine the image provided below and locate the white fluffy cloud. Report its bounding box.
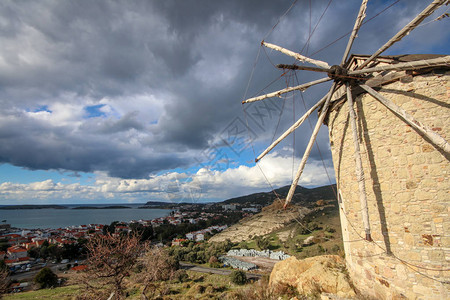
[0,1,447,204]
[0,152,334,203]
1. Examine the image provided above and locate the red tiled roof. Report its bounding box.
[18,257,30,262]
[71,265,87,271]
[6,234,21,238]
[7,246,27,253]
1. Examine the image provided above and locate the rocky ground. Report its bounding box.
[209,201,311,243]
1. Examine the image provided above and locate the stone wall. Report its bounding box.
[327,71,449,299]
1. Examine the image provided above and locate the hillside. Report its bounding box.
[221,184,336,206]
[209,201,312,243]
[211,184,338,243]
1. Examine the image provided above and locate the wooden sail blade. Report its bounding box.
[349,55,450,75]
[359,84,450,154]
[284,83,337,207]
[341,0,368,66]
[276,64,330,73]
[263,41,331,69]
[346,83,372,241]
[358,0,446,69]
[256,94,328,162]
[242,77,331,104]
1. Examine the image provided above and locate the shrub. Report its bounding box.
[34,267,58,289]
[174,269,189,283]
[317,245,326,254]
[331,244,340,253]
[238,241,249,250]
[230,270,247,285]
[325,225,336,233]
[255,236,270,250]
[209,256,221,268]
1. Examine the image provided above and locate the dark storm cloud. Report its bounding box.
[0,0,447,179]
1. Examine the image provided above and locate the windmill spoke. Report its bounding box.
[341,0,368,66]
[242,77,332,104]
[358,0,446,69]
[284,83,337,208]
[346,83,372,241]
[349,55,450,75]
[276,64,330,73]
[256,94,328,162]
[263,41,331,69]
[360,84,450,154]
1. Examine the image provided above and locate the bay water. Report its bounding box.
[0,204,171,229]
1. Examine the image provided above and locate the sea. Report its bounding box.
[0,204,171,230]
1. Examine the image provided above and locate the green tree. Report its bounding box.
[47,244,61,260]
[34,267,58,289]
[256,236,270,250]
[208,256,220,268]
[230,270,247,285]
[0,240,8,252]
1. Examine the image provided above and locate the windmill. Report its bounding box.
[242,0,449,244]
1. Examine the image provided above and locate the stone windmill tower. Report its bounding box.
[242,1,449,298]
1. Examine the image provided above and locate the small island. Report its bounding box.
[0,205,68,210]
[138,201,173,209]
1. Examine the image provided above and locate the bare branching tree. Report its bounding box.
[137,246,178,300]
[76,233,142,300]
[0,267,9,299]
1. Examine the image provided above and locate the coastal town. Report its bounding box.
[0,202,260,286]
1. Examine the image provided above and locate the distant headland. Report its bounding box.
[72,205,131,209]
[0,205,68,210]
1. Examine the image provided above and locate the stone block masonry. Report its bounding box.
[328,71,449,299]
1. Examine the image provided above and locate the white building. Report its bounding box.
[195,233,204,241]
[222,204,237,211]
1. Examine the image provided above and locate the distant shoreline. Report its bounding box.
[72,205,131,209]
[0,205,68,210]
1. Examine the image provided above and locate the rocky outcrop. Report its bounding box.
[269,255,356,298]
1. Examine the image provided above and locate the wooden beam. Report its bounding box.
[284,83,337,208]
[358,0,446,69]
[346,83,372,241]
[341,0,368,66]
[349,55,450,75]
[263,41,331,69]
[242,77,331,104]
[276,64,330,73]
[359,84,450,155]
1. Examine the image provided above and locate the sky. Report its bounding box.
[0,0,448,205]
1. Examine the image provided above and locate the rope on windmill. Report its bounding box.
[256,94,328,162]
[284,83,338,208]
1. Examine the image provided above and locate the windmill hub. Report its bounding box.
[327,65,349,82]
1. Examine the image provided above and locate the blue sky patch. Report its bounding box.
[84,104,107,118]
[0,163,94,186]
[27,105,52,113]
